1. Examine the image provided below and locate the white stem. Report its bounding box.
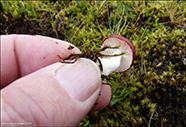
[99,56,122,76]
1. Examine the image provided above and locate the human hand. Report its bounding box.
[1,35,111,126]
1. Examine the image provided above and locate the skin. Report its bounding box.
[1,35,111,126]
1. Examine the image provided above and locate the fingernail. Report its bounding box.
[55,58,101,101]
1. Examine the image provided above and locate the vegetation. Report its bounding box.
[1,1,185,126]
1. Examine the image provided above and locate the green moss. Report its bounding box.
[1,1,186,127]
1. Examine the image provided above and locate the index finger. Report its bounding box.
[1,34,81,88]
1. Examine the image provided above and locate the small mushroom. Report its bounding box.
[97,35,135,76]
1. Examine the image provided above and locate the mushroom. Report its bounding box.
[97,35,135,76]
[61,35,135,76]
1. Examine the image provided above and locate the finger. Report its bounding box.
[1,35,81,88]
[1,58,102,126]
[90,85,111,112]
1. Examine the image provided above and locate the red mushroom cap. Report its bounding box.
[100,35,135,72]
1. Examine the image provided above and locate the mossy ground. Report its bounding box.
[1,1,186,127]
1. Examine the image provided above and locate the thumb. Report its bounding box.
[1,58,101,126]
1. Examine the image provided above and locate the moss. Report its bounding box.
[1,1,186,127]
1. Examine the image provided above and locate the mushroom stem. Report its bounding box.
[99,56,122,76]
[97,50,123,76]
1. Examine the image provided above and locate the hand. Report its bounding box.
[1,35,111,126]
